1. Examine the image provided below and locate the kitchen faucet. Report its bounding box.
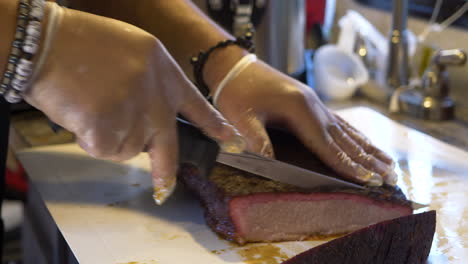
[385,0,467,121]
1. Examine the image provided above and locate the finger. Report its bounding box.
[227,110,274,158]
[324,134,383,186]
[107,121,145,162]
[179,87,246,153]
[284,110,383,186]
[328,123,397,186]
[335,115,394,166]
[146,121,178,205]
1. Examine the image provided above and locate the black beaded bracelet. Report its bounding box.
[190,30,255,98]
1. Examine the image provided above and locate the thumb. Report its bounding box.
[146,122,178,205]
[231,112,274,158]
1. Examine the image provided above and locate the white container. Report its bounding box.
[314,44,369,100]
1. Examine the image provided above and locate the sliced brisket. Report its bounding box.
[179,129,413,245]
[281,211,436,264]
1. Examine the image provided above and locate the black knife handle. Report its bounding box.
[177,118,220,176]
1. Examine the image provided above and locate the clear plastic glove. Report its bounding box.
[24,4,242,204]
[215,60,396,186]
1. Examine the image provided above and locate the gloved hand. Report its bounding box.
[214,60,396,186]
[24,4,243,204]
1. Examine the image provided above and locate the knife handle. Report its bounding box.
[177,118,220,176]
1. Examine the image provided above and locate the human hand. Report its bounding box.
[214,60,396,186]
[24,4,242,204]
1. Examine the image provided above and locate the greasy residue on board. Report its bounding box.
[213,244,288,264]
[305,233,344,242]
[161,233,181,240]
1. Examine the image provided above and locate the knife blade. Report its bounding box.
[217,152,366,190]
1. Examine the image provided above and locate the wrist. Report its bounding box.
[23,2,57,104]
[203,45,248,95]
[27,2,50,66]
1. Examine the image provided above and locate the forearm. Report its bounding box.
[70,0,246,91]
[0,0,20,77]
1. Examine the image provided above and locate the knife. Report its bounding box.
[177,118,362,189]
[177,119,428,210]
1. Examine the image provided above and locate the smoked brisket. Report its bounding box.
[179,129,413,244]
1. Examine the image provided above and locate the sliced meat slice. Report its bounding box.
[281,211,436,264]
[230,191,412,243]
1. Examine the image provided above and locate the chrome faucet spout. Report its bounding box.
[386,0,409,88]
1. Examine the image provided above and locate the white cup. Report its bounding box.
[314,44,369,100]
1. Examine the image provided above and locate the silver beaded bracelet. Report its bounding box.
[1,0,45,103]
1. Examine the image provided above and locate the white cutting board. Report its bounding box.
[18,107,468,264]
